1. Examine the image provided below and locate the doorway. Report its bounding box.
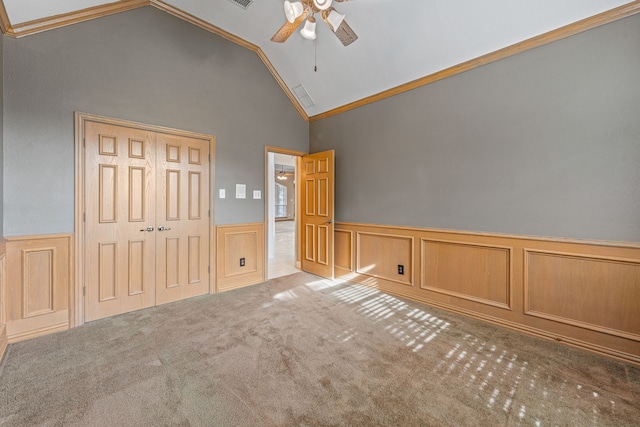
[266,148,304,279]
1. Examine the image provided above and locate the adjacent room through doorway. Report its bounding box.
[267,151,299,279]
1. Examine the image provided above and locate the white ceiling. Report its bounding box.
[2,0,633,116]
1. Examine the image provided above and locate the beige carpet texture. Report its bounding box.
[1,272,639,426]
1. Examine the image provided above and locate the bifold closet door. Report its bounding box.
[85,122,157,321]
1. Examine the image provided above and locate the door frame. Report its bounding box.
[74,112,216,327]
[263,146,306,281]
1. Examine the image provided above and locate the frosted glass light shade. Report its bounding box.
[326,10,345,32]
[284,1,304,23]
[300,18,317,40]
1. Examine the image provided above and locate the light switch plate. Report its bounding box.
[253,190,261,199]
[219,189,226,199]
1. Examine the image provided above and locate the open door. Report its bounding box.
[300,150,335,279]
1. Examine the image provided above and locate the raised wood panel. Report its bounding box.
[129,138,145,159]
[305,224,315,262]
[165,238,180,289]
[305,179,315,215]
[5,235,72,343]
[188,236,201,284]
[304,159,315,175]
[421,239,511,309]
[525,250,640,341]
[166,144,180,162]
[22,249,55,318]
[336,222,640,365]
[98,242,117,301]
[216,223,264,291]
[128,240,145,296]
[317,178,328,217]
[189,147,201,164]
[317,225,329,266]
[166,169,181,220]
[99,135,117,156]
[129,166,146,222]
[334,230,353,272]
[356,232,413,286]
[189,171,201,220]
[99,165,117,223]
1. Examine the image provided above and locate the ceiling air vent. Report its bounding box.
[292,84,316,108]
[227,0,253,9]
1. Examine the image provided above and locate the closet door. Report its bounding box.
[155,133,210,305]
[84,121,211,321]
[85,122,157,321]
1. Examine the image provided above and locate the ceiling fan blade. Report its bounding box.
[321,8,358,46]
[271,9,310,43]
[334,19,358,46]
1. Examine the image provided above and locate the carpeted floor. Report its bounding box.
[0,272,638,426]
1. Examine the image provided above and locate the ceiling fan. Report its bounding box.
[271,0,358,46]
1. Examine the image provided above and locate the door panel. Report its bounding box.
[155,133,210,305]
[301,150,335,279]
[85,122,156,321]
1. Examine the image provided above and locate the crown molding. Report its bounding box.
[3,0,148,38]
[149,0,309,121]
[0,0,309,121]
[1,1,638,123]
[309,0,640,121]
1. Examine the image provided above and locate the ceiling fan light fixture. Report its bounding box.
[284,1,304,23]
[300,17,317,40]
[313,0,332,11]
[325,10,345,32]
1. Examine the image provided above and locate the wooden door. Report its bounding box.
[85,122,157,321]
[155,133,210,305]
[85,121,210,321]
[301,150,335,279]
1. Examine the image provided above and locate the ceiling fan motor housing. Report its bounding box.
[313,0,332,11]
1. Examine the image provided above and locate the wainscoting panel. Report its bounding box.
[421,239,512,309]
[336,222,640,365]
[216,223,265,292]
[356,232,413,286]
[4,234,72,343]
[524,250,640,341]
[0,243,7,360]
[334,229,353,272]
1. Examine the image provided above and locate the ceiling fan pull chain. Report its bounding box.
[314,39,318,72]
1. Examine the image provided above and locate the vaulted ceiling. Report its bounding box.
[1,0,638,120]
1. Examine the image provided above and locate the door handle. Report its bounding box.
[327,219,334,224]
[158,226,172,231]
[140,226,154,232]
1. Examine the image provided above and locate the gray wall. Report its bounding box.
[2,6,308,236]
[310,14,640,243]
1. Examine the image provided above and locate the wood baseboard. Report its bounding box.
[335,222,640,365]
